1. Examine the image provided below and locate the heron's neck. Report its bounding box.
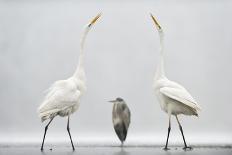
[73,27,89,81]
[154,30,165,81]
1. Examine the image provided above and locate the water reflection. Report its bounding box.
[0,146,231,155]
[113,147,130,155]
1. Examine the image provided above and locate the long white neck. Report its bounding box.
[73,26,90,81]
[154,29,165,81]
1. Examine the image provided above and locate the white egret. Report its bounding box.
[150,14,201,150]
[37,13,101,151]
[109,98,131,146]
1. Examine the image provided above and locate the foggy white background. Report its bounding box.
[0,0,232,145]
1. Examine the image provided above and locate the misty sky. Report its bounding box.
[0,0,232,145]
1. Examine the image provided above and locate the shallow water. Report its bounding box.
[0,146,232,155]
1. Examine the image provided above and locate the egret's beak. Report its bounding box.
[150,13,162,30]
[108,100,116,103]
[88,13,102,27]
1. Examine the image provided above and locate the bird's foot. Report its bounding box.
[163,147,170,151]
[183,146,193,151]
[40,147,44,151]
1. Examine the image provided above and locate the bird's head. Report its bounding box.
[108,97,124,104]
[86,13,102,30]
[79,13,102,49]
[150,13,164,52]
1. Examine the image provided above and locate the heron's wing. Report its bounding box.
[114,122,127,142]
[38,79,80,113]
[160,87,201,110]
[121,103,131,129]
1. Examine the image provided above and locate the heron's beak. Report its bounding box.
[150,13,162,30]
[88,13,102,27]
[108,100,116,103]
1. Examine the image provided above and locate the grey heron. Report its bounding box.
[109,97,131,146]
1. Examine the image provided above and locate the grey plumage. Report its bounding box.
[109,97,131,144]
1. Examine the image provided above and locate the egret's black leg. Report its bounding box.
[175,115,192,150]
[67,116,75,151]
[41,117,54,151]
[163,115,171,150]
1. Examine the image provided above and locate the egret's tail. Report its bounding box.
[192,108,200,118]
[39,113,50,122]
[38,108,59,122]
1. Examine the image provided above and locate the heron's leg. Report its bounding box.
[41,117,54,151]
[163,115,171,150]
[175,115,192,150]
[67,116,75,151]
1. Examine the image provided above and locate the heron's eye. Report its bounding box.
[116,98,123,102]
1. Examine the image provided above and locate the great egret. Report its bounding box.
[109,98,131,146]
[37,13,101,151]
[150,14,201,150]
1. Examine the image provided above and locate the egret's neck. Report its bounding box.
[73,26,90,82]
[154,30,165,81]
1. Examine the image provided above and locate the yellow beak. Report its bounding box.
[150,13,162,30]
[89,13,102,26]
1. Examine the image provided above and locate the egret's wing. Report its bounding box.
[38,80,80,113]
[160,87,201,110]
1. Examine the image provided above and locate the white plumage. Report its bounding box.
[37,13,101,151]
[38,77,85,122]
[150,14,201,150]
[154,78,201,116]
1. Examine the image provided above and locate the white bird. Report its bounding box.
[109,97,131,146]
[37,13,101,151]
[150,14,201,150]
